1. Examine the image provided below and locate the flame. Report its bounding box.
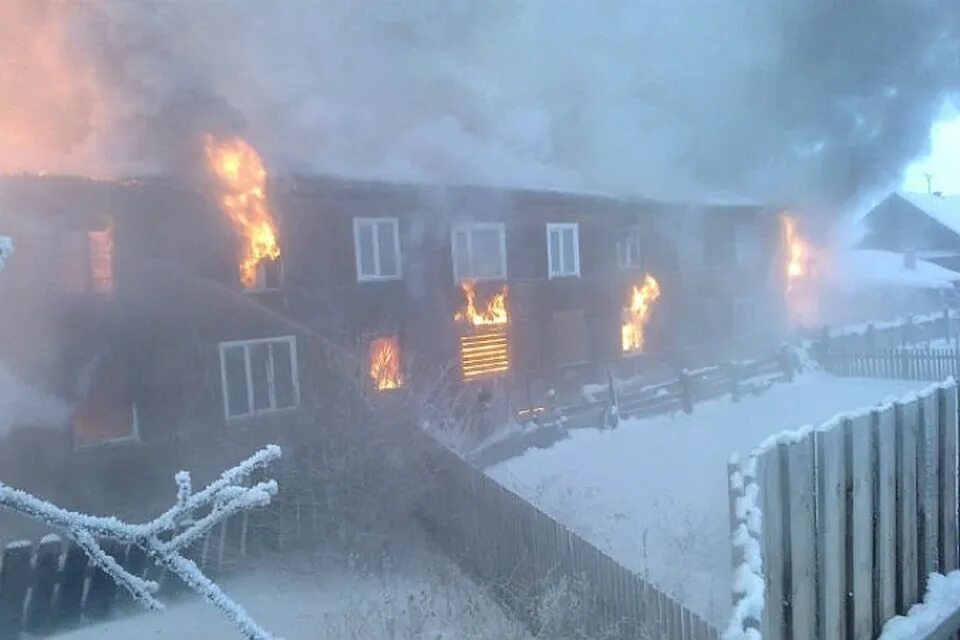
[369,336,404,391]
[621,274,661,353]
[203,134,280,288]
[455,281,509,326]
[783,214,809,293]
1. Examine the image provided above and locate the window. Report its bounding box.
[250,258,283,291]
[617,227,643,269]
[547,223,580,278]
[734,225,761,267]
[219,336,300,420]
[354,218,402,281]
[72,353,138,447]
[451,222,507,281]
[61,226,114,295]
[88,226,114,295]
[732,297,756,339]
[74,403,139,448]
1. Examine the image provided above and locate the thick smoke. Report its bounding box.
[1,0,958,206]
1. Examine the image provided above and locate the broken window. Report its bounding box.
[451,222,507,281]
[72,354,138,447]
[354,217,402,281]
[547,223,580,278]
[250,257,283,291]
[218,336,300,420]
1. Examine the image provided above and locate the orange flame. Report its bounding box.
[203,134,280,288]
[783,214,809,293]
[455,281,509,326]
[369,336,404,391]
[621,274,661,353]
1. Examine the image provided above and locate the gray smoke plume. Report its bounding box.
[1,0,958,207]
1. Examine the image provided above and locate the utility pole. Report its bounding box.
[924,172,934,194]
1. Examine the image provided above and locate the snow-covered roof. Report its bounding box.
[898,192,960,237]
[834,249,960,291]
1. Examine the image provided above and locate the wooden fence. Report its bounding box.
[550,347,797,431]
[0,508,266,639]
[727,380,960,640]
[829,348,960,381]
[419,439,720,640]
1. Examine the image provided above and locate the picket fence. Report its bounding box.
[419,439,720,640]
[726,380,960,640]
[0,508,263,639]
[829,348,960,382]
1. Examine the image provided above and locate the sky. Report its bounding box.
[902,104,960,195]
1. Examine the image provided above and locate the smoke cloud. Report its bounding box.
[1,0,958,207]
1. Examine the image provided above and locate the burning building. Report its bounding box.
[0,170,792,503]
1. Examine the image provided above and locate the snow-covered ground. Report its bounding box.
[487,372,923,625]
[61,547,530,640]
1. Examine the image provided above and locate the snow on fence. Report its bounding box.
[419,439,720,640]
[817,307,960,360]
[829,348,960,381]
[553,347,797,431]
[726,380,960,640]
[0,511,260,639]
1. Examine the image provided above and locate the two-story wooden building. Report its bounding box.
[0,173,790,523]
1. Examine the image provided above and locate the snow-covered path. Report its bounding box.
[488,372,923,625]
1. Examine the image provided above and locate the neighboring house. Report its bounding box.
[859,192,960,272]
[0,174,791,515]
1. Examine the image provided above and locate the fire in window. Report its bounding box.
[251,257,283,291]
[73,354,138,448]
[88,225,114,295]
[455,281,510,379]
[369,335,404,391]
[61,224,114,295]
[621,274,661,354]
[219,336,299,420]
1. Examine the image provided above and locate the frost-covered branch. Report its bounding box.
[0,444,282,640]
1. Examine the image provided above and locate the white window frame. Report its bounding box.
[450,222,507,282]
[547,223,581,279]
[617,226,643,269]
[218,336,300,421]
[74,403,141,450]
[353,217,403,282]
[248,258,284,292]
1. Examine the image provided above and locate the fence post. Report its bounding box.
[727,455,744,606]
[0,541,32,639]
[901,349,910,380]
[778,344,795,382]
[902,315,914,346]
[818,325,832,369]
[679,369,694,414]
[727,361,741,402]
[604,368,619,429]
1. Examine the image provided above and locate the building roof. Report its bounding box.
[835,249,960,291]
[897,192,960,237]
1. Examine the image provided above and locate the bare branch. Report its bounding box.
[0,444,283,640]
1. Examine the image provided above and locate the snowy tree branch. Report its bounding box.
[0,444,283,640]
